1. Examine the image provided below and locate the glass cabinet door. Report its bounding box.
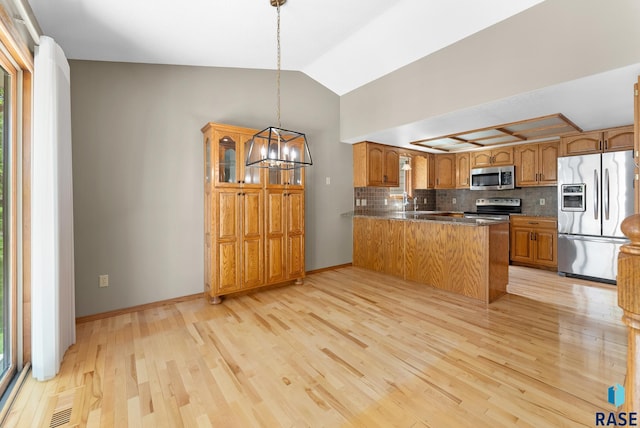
[205,137,212,185]
[215,132,240,186]
[241,133,263,187]
[285,139,306,188]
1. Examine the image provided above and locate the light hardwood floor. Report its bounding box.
[5,266,627,427]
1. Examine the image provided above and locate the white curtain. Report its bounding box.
[31,36,75,381]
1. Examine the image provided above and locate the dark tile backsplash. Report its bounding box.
[355,186,557,217]
[354,187,436,214]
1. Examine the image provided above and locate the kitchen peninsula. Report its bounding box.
[353,213,509,304]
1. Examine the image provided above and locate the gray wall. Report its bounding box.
[70,60,352,317]
[340,0,640,141]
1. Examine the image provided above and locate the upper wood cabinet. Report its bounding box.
[514,141,559,186]
[455,153,470,189]
[412,153,435,190]
[434,154,456,189]
[353,142,400,187]
[470,147,514,168]
[201,122,264,188]
[559,125,633,156]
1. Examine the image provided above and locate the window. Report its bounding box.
[389,155,413,199]
[0,3,34,402]
[0,66,8,384]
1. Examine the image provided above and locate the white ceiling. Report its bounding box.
[25,0,640,150]
[27,0,543,96]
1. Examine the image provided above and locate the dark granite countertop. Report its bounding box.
[354,211,509,226]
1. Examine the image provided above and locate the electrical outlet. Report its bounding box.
[540,198,545,206]
[452,198,457,205]
[325,176,331,185]
[362,199,367,206]
[423,198,427,204]
[356,199,360,207]
[99,274,109,288]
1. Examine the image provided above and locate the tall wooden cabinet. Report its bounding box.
[202,122,306,304]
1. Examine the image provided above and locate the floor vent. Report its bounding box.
[49,408,72,428]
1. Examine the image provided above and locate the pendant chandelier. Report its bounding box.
[245,0,313,171]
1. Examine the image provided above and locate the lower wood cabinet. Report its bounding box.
[265,189,305,284]
[353,216,509,304]
[215,189,264,294]
[510,216,557,269]
[353,216,404,277]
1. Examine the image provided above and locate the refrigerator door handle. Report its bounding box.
[604,168,610,220]
[593,169,599,220]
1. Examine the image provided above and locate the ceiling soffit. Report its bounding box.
[410,113,582,152]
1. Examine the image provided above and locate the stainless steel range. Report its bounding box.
[463,198,521,221]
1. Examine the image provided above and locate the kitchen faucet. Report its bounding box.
[414,197,418,211]
[402,192,409,211]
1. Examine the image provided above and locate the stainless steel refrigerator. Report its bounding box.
[557,150,635,283]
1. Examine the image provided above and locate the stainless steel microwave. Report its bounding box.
[470,165,515,190]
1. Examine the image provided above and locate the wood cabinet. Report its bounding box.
[265,189,305,284]
[470,147,514,168]
[514,141,559,186]
[559,125,633,156]
[202,122,305,304]
[353,217,404,277]
[353,216,509,304]
[202,123,264,188]
[353,142,400,187]
[434,154,456,189]
[510,216,557,269]
[412,153,435,190]
[455,153,470,188]
[215,189,264,294]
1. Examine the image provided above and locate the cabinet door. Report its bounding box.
[412,155,428,190]
[533,229,557,267]
[384,220,405,277]
[384,148,400,186]
[241,189,263,288]
[514,144,538,186]
[216,190,240,292]
[471,151,493,168]
[560,131,602,156]
[510,227,534,264]
[426,154,436,188]
[239,133,263,188]
[455,153,470,188]
[265,189,286,284]
[491,148,513,166]
[287,190,305,278]
[604,126,634,152]
[434,154,456,189]
[538,141,559,184]
[214,131,242,186]
[367,145,385,186]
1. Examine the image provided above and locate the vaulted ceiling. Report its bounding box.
[26,0,640,151]
[27,0,544,96]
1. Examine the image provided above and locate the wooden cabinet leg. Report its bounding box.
[295,278,304,286]
[209,295,222,305]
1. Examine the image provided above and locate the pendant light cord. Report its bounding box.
[276,1,282,129]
